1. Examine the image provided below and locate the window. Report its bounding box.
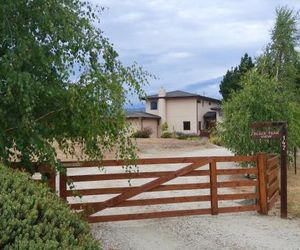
[183,121,190,130]
[150,101,157,110]
[198,121,202,130]
[208,102,211,105]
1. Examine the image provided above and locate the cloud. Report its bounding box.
[89,0,300,98]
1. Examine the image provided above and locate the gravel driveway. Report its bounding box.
[88,146,300,250]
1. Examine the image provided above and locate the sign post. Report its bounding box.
[251,121,287,218]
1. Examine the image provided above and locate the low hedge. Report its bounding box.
[132,127,152,138]
[161,132,173,138]
[0,165,101,250]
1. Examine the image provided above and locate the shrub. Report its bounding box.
[132,127,152,138]
[176,132,188,140]
[208,126,223,146]
[176,132,199,140]
[161,132,172,138]
[0,165,100,250]
[161,122,168,133]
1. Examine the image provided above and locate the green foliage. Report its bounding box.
[257,6,300,85]
[132,127,152,138]
[0,165,100,249]
[209,126,223,146]
[161,122,169,133]
[175,132,199,140]
[161,132,173,138]
[219,53,254,100]
[0,1,149,173]
[221,6,300,158]
[176,132,188,140]
[221,71,300,156]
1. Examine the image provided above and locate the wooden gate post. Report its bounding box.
[209,160,218,215]
[59,170,67,202]
[257,153,268,214]
[47,168,56,192]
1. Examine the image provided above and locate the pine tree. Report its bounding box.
[219,53,254,101]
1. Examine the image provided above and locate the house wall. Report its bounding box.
[146,101,159,116]
[166,98,198,134]
[126,117,159,138]
[197,100,219,130]
[127,118,142,132]
[146,96,221,135]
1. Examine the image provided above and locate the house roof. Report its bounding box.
[146,90,221,103]
[126,111,161,119]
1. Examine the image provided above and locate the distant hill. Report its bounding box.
[124,102,145,112]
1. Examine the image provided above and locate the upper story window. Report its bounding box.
[183,121,191,130]
[208,102,211,105]
[150,101,158,110]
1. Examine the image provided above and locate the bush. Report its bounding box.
[176,132,188,140]
[161,122,169,133]
[132,127,152,138]
[176,132,199,140]
[0,165,100,250]
[209,127,223,146]
[161,132,172,138]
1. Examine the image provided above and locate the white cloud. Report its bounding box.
[89,0,300,97]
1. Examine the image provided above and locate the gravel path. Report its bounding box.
[88,146,300,250]
[91,213,300,250]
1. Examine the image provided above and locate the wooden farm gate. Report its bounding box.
[12,153,281,222]
[54,153,279,223]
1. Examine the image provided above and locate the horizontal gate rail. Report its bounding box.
[14,154,271,223]
[56,154,263,223]
[61,155,257,168]
[68,169,210,181]
[87,208,212,223]
[84,159,211,216]
[65,182,211,196]
[217,180,257,188]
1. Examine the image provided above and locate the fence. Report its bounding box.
[11,153,280,223]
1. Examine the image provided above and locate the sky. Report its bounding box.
[89,0,300,100]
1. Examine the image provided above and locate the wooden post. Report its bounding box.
[47,169,56,192]
[59,170,67,202]
[257,153,268,215]
[294,147,297,175]
[280,124,288,218]
[209,160,218,215]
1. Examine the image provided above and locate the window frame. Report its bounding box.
[183,121,191,131]
[150,101,158,110]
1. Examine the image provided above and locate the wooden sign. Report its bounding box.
[251,121,288,219]
[251,130,281,139]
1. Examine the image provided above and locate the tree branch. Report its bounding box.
[4,108,64,133]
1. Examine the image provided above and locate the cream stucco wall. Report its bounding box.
[197,100,219,130]
[127,117,159,138]
[165,98,198,134]
[146,100,159,116]
[146,96,221,135]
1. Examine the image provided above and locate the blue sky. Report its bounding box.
[90,0,300,99]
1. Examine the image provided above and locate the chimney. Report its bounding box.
[158,87,166,124]
[158,87,166,97]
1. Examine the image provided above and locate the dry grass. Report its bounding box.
[288,151,300,218]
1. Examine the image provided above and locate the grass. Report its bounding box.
[288,157,300,218]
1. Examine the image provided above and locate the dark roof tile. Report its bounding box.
[126,111,161,119]
[146,90,221,103]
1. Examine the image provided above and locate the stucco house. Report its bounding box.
[127,89,222,137]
